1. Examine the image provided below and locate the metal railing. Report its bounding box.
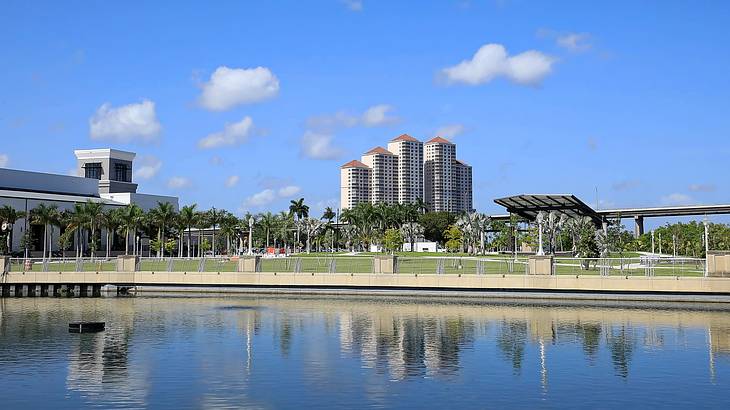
[552,257,705,277]
[3,255,707,277]
[8,257,117,273]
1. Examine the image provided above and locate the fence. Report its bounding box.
[3,255,707,277]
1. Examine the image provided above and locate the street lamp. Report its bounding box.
[703,216,710,277]
[248,216,254,256]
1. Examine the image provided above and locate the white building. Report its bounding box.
[340,135,472,212]
[0,148,178,256]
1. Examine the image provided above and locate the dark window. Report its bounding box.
[84,163,102,179]
[114,163,131,182]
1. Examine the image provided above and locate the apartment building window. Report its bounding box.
[84,162,102,179]
[114,163,131,182]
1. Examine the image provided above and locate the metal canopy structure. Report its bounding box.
[494,194,603,226]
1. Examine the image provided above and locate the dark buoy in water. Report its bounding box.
[69,322,105,333]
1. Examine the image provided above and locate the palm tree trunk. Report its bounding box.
[43,224,48,260]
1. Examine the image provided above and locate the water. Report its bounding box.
[1,295,729,409]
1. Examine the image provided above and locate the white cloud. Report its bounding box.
[133,155,162,180]
[300,131,344,160]
[342,0,363,11]
[556,33,592,52]
[307,104,399,131]
[167,176,192,189]
[361,104,399,127]
[244,184,302,208]
[198,66,279,111]
[688,184,716,192]
[441,43,556,86]
[225,175,240,188]
[661,193,694,206]
[278,185,301,197]
[198,116,255,149]
[0,153,8,167]
[435,124,466,138]
[89,99,162,142]
[244,189,276,208]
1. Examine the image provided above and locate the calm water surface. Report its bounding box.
[1,295,729,409]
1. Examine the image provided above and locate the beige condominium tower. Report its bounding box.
[340,134,472,212]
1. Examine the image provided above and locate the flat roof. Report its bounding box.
[0,189,124,205]
[74,148,136,162]
[494,194,603,226]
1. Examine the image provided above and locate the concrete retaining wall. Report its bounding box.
[4,270,730,295]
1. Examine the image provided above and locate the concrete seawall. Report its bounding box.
[3,271,730,302]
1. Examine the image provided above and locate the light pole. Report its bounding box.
[704,216,709,277]
[248,216,254,256]
[211,207,216,257]
[536,211,545,256]
[651,230,655,254]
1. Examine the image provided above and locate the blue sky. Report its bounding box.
[1,0,729,226]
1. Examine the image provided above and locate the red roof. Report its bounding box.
[363,146,394,155]
[426,136,453,144]
[340,160,369,169]
[390,134,419,142]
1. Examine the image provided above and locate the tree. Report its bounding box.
[119,204,143,256]
[383,228,404,254]
[300,217,323,254]
[444,225,463,253]
[258,212,277,248]
[29,203,59,259]
[289,198,309,252]
[419,212,456,244]
[101,208,121,258]
[81,201,104,258]
[0,205,25,255]
[400,222,424,252]
[148,202,176,257]
[178,204,197,258]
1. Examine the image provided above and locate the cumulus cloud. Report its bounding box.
[441,43,556,86]
[167,176,192,189]
[89,100,162,143]
[0,153,8,167]
[307,104,399,131]
[300,131,344,160]
[688,184,716,192]
[435,124,466,138]
[661,193,694,206]
[244,185,301,208]
[198,66,279,111]
[342,0,363,11]
[224,175,240,188]
[556,33,592,52]
[133,155,162,180]
[278,185,301,197]
[361,104,399,127]
[198,116,255,149]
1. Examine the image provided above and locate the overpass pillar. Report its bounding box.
[634,216,644,238]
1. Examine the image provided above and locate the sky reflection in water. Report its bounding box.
[1,296,729,409]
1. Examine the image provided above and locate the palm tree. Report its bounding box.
[401,222,424,252]
[178,204,197,258]
[194,211,209,257]
[101,208,121,259]
[207,208,225,257]
[0,205,25,255]
[259,212,277,248]
[289,198,309,252]
[300,217,323,254]
[29,203,59,259]
[322,207,337,252]
[80,201,104,258]
[148,202,176,258]
[415,197,429,214]
[218,212,239,255]
[119,204,143,255]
